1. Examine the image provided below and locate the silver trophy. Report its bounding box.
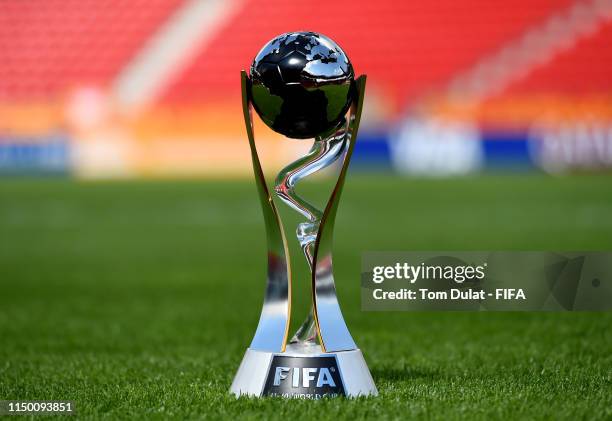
[231,32,377,398]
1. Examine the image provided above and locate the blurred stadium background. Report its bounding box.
[2,0,611,178]
[2,2,612,416]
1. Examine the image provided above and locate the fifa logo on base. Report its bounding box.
[273,366,337,388]
[262,356,344,398]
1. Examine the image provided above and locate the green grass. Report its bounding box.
[0,175,611,419]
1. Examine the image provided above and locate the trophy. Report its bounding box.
[231,32,377,398]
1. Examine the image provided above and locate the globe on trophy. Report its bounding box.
[231,31,377,398]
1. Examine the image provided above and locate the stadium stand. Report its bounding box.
[501,18,612,95]
[0,0,610,175]
[162,0,578,110]
[0,0,183,100]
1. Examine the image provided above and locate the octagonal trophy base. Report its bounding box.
[230,343,377,398]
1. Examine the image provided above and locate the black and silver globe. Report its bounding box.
[249,31,354,139]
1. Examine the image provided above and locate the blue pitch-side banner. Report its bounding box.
[352,133,393,169]
[1,124,609,176]
[357,119,612,174]
[0,134,70,174]
[350,130,392,169]
[480,132,534,169]
[353,129,535,173]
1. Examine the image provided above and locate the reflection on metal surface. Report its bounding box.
[234,32,375,397]
[313,76,366,352]
[241,71,290,353]
[274,115,349,347]
[250,31,354,139]
[241,69,367,354]
[274,126,347,267]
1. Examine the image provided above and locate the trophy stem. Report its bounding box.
[274,125,349,346]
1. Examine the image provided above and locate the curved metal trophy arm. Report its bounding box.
[312,75,367,353]
[241,70,291,353]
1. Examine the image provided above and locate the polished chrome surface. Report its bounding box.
[235,70,374,399]
[230,348,273,397]
[274,126,347,269]
[240,69,367,354]
[271,76,367,352]
[312,76,367,352]
[250,31,354,139]
[334,348,378,397]
[273,120,348,347]
[241,71,291,353]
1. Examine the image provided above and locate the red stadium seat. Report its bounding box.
[0,0,183,100]
[1,0,610,115]
[161,0,577,113]
[500,20,612,96]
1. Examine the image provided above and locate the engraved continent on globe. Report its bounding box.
[249,31,354,139]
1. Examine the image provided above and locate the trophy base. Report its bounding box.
[230,344,377,398]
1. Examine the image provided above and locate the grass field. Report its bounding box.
[1,175,611,419]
